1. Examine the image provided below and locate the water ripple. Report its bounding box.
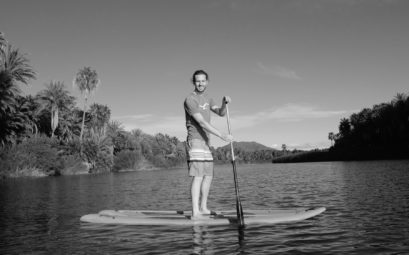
[1,161,409,254]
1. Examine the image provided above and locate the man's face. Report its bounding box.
[194,74,208,93]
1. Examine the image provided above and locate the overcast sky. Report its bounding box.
[1,0,408,149]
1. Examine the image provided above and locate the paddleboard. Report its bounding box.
[80,207,326,226]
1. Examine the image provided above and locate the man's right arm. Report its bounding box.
[191,112,233,142]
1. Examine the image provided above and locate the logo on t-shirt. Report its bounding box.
[199,103,209,110]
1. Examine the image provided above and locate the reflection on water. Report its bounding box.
[1,161,409,254]
[192,225,214,255]
[191,225,246,255]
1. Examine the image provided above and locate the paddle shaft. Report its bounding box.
[225,104,245,227]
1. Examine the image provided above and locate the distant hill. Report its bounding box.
[218,141,276,152]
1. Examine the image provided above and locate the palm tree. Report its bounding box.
[57,105,82,142]
[0,71,19,114]
[18,95,42,136]
[106,120,126,154]
[107,120,125,136]
[82,127,113,172]
[338,118,351,138]
[392,93,407,106]
[0,94,31,145]
[1,44,36,85]
[88,103,111,135]
[281,144,287,154]
[73,67,100,142]
[0,42,36,146]
[131,128,144,140]
[328,132,335,147]
[38,81,74,138]
[0,32,7,58]
[0,32,7,52]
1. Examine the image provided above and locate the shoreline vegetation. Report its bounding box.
[0,32,275,178]
[273,93,409,163]
[1,32,408,178]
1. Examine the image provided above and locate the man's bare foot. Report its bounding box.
[200,208,211,215]
[190,214,208,220]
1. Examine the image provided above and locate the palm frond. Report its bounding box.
[0,32,7,58]
[0,71,21,114]
[1,45,36,85]
[73,66,100,95]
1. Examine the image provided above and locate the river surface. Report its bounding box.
[1,160,409,254]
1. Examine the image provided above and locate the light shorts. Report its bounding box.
[188,161,214,177]
[187,139,214,177]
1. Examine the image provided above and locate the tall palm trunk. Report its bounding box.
[33,123,38,137]
[51,105,58,138]
[80,97,88,142]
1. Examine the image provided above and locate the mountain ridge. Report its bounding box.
[217,141,276,152]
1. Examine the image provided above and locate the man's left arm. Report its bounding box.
[211,96,231,117]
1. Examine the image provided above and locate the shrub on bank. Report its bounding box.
[113,149,143,171]
[0,135,117,177]
[60,154,89,175]
[0,136,63,177]
[81,135,113,173]
[272,149,331,163]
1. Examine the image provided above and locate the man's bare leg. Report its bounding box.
[191,176,206,219]
[200,175,213,214]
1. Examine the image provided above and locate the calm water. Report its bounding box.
[1,160,409,254]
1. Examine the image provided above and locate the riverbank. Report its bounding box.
[1,155,274,178]
[0,134,187,178]
[0,157,183,178]
[272,149,409,163]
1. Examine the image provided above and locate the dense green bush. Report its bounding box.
[150,154,168,168]
[60,138,82,156]
[0,136,63,177]
[81,134,113,173]
[113,149,143,171]
[60,154,89,175]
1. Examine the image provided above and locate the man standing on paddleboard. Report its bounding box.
[184,70,233,219]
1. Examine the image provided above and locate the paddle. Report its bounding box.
[225,103,245,227]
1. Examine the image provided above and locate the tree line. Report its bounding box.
[273,93,409,163]
[0,32,187,177]
[210,143,292,163]
[330,93,409,160]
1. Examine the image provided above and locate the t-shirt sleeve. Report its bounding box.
[184,96,199,116]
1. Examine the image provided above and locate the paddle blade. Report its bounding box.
[232,160,245,226]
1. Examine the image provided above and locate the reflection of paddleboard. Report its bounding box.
[80,207,326,226]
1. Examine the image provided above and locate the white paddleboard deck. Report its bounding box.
[80,207,326,226]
